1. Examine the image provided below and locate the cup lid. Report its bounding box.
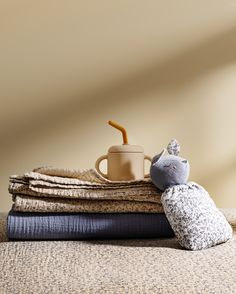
[108,144,144,153]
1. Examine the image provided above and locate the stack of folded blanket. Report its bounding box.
[7,167,174,240]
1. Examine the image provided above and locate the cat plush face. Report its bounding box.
[150,149,190,191]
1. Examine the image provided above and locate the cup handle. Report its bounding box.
[144,155,152,178]
[95,155,108,178]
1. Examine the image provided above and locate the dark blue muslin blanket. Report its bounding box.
[7,211,174,240]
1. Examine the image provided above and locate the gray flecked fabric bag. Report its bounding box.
[161,182,233,250]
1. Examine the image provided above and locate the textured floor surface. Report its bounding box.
[0,210,236,294]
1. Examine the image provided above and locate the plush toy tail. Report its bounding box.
[167,139,180,156]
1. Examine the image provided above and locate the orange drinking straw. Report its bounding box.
[108,120,128,144]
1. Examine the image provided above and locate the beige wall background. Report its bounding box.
[1,1,236,212]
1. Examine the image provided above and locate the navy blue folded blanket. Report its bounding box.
[7,211,174,240]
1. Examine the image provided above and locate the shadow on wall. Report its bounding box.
[198,156,236,190]
[1,26,236,150]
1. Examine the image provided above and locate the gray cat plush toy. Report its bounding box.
[150,139,232,250]
[150,139,190,191]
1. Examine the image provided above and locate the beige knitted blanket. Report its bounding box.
[13,195,163,213]
[9,167,163,213]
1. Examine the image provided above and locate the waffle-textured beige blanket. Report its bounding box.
[1,209,236,293]
[9,167,162,213]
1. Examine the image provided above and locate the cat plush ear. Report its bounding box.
[167,139,180,156]
[152,149,166,164]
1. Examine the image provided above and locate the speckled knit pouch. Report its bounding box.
[161,182,233,250]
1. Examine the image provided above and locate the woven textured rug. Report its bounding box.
[1,210,236,293]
